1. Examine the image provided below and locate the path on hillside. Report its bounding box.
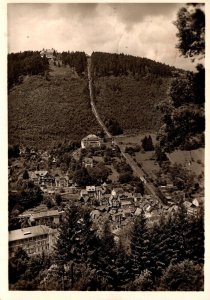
[87,57,162,203]
[87,58,112,138]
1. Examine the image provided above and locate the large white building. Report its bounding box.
[40,48,55,59]
[9,225,58,257]
[81,134,102,149]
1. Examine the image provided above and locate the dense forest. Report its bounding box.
[9,204,204,291]
[61,51,87,75]
[90,51,180,134]
[8,51,49,89]
[92,69,172,133]
[91,52,177,78]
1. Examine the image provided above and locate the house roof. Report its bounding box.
[83,195,90,201]
[90,210,100,218]
[134,208,142,216]
[192,198,202,207]
[28,171,38,179]
[120,200,133,206]
[35,170,48,177]
[86,185,96,192]
[40,48,55,56]
[19,210,64,219]
[9,225,50,242]
[83,158,93,163]
[82,134,101,141]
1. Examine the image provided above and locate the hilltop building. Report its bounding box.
[40,48,56,60]
[81,134,102,149]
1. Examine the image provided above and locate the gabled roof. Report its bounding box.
[35,170,48,177]
[90,210,100,218]
[28,171,39,179]
[134,208,142,216]
[120,200,133,206]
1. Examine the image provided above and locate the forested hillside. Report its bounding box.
[91,52,175,133]
[61,51,87,75]
[91,52,176,78]
[8,61,100,149]
[8,51,49,89]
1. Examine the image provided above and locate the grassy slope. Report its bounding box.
[8,65,100,148]
[94,75,172,134]
[167,148,204,176]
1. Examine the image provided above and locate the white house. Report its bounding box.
[81,134,102,149]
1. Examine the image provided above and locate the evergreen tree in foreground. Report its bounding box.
[54,205,101,290]
[130,210,151,279]
[158,260,204,291]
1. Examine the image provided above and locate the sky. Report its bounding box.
[8,3,196,70]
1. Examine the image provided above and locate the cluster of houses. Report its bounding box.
[9,133,203,258]
[158,183,203,217]
[28,170,73,191]
[9,180,202,257]
[79,184,161,230]
[183,194,203,217]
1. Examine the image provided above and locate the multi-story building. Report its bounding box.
[40,48,55,60]
[81,134,102,149]
[18,209,64,226]
[28,170,54,187]
[9,225,58,257]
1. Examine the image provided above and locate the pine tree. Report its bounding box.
[158,260,204,291]
[54,205,100,290]
[112,238,132,290]
[95,221,117,290]
[22,169,29,180]
[130,211,151,279]
[126,269,154,291]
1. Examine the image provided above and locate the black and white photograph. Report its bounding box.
[1,1,208,296]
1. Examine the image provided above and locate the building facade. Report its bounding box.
[18,209,64,227]
[81,134,102,149]
[9,225,58,257]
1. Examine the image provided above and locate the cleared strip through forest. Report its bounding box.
[87,56,163,205]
